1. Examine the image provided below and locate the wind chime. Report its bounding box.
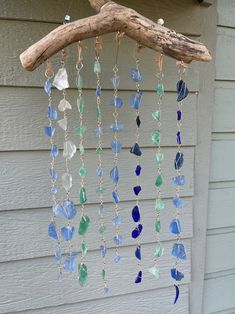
[20,0,211,305]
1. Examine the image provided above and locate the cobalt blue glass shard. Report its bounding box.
[172,175,186,186]
[113,234,123,245]
[176,79,189,102]
[53,200,77,220]
[135,270,142,283]
[131,68,143,82]
[130,143,142,156]
[171,268,184,281]
[96,85,101,97]
[169,218,181,235]
[61,225,75,241]
[133,185,142,195]
[177,131,181,145]
[100,245,107,257]
[111,140,122,154]
[114,254,121,263]
[112,215,121,226]
[135,245,141,260]
[130,92,143,109]
[110,166,119,183]
[172,197,183,208]
[50,144,59,158]
[132,205,140,222]
[48,106,57,120]
[96,166,104,177]
[135,165,141,176]
[174,152,184,170]
[109,97,123,108]
[172,243,187,260]
[110,121,124,132]
[64,252,77,271]
[174,284,180,304]
[49,168,57,181]
[44,125,55,137]
[55,245,62,262]
[136,115,141,127]
[44,79,52,95]
[111,75,120,89]
[177,110,182,121]
[132,224,143,238]
[112,191,120,204]
[48,221,58,240]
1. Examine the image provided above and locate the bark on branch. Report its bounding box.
[20,0,212,71]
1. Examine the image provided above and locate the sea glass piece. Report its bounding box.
[135,245,141,260]
[177,131,181,145]
[55,245,62,263]
[49,168,57,181]
[57,118,67,131]
[53,68,69,90]
[75,125,87,136]
[62,173,72,192]
[110,121,124,132]
[130,92,143,109]
[113,234,123,245]
[154,243,164,257]
[112,191,120,204]
[131,68,143,82]
[94,60,101,74]
[79,144,85,154]
[63,140,76,159]
[110,166,119,183]
[114,254,121,263]
[96,166,103,177]
[172,175,186,186]
[44,126,55,137]
[76,74,83,89]
[48,106,57,120]
[96,107,101,118]
[172,197,183,208]
[96,85,101,97]
[48,221,58,240]
[50,144,59,158]
[104,287,109,294]
[96,187,106,194]
[133,185,141,195]
[109,97,123,108]
[51,187,57,194]
[100,245,107,257]
[132,205,140,222]
[78,263,88,287]
[176,79,188,102]
[96,147,102,154]
[58,98,72,112]
[79,167,87,178]
[94,127,103,136]
[112,215,121,226]
[78,215,90,235]
[174,284,180,304]
[177,110,182,121]
[99,225,107,234]
[77,96,84,113]
[99,205,105,214]
[172,243,187,260]
[155,175,163,187]
[44,79,52,95]
[135,270,142,284]
[174,152,184,170]
[171,268,184,281]
[155,219,161,232]
[151,129,161,145]
[156,82,164,96]
[132,224,143,239]
[152,110,161,120]
[136,115,141,127]
[155,152,164,163]
[111,75,120,89]
[64,252,77,271]
[111,140,122,154]
[80,187,87,204]
[61,225,75,241]
[155,198,165,211]
[169,218,181,235]
[130,143,142,156]
[53,200,77,220]
[135,165,141,176]
[148,266,160,279]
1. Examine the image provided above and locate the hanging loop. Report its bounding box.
[45,60,54,78]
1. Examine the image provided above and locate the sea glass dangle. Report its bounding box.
[44,60,62,280]
[170,61,188,304]
[148,54,165,280]
[130,44,144,284]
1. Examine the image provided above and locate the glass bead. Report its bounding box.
[57,118,67,131]
[154,243,164,257]
[109,97,123,108]
[100,245,107,257]
[152,110,161,120]
[156,83,164,96]
[48,106,57,120]
[177,131,181,145]
[78,263,88,287]
[81,240,87,256]
[113,234,123,245]
[155,198,165,212]
[49,168,57,181]
[62,173,72,192]
[171,268,184,281]
[53,200,77,220]
[135,165,141,176]
[111,140,122,154]
[110,121,124,132]
[96,85,101,97]
[99,225,107,234]
[50,144,59,158]
[44,125,55,137]
[110,166,119,183]
[96,187,106,194]
[135,270,142,284]
[58,98,72,112]
[133,185,142,195]
[111,75,120,89]
[75,125,87,136]
[135,245,141,260]
[94,127,103,136]
[155,219,161,232]
[136,115,141,127]
[77,96,84,113]
[112,191,120,204]
[48,221,58,240]
[172,175,186,186]
[114,254,121,263]
[78,215,90,235]
[61,225,75,241]
[63,140,76,160]
[174,152,184,170]
[44,79,52,95]
[169,218,181,235]
[155,152,164,163]
[172,197,183,208]
[177,110,182,121]
[130,92,143,110]
[151,129,161,145]
[96,166,103,177]
[172,243,187,260]
[64,252,77,271]
[176,79,188,102]
[53,68,69,90]
[130,143,142,156]
[148,266,160,279]
[132,224,143,239]
[94,60,101,74]
[112,215,121,226]
[155,175,163,187]
[132,205,140,222]
[79,167,87,178]
[80,187,87,204]
[76,74,83,89]
[131,68,143,82]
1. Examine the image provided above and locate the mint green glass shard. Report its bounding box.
[99,226,107,234]
[79,167,87,178]
[94,60,101,74]
[102,269,106,280]
[96,147,103,154]
[78,263,87,287]
[155,175,163,187]
[152,110,161,120]
[96,107,101,118]
[155,152,164,163]
[81,240,87,256]
[96,187,106,194]
[155,219,161,232]
[76,74,83,89]
[151,129,161,145]
[75,125,87,136]
[78,215,90,235]
[156,83,164,96]
[79,187,87,204]
[155,198,165,212]
[148,266,160,279]
[79,144,85,154]
[154,243,164,257]
[77,96,84,113]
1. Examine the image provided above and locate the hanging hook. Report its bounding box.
[45,59,54,78]
[155,54,164,73]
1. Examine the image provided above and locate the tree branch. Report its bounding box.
[20,0,212,71]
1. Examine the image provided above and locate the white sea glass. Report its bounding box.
[62,173,72,192]
[53,68,69,90]
[57,118,67,130]
[63,140,76,159]
[58,99,72,112]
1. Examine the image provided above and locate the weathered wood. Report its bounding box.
[0,241,191,313]
[19,0,212,70]
[0,198,193,262]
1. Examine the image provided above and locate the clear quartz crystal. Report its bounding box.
[57,118,67,130]
[53,68,69,90]
[62,173,72,192]
[63,140,76,159]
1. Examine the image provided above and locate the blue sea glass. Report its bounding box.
[130,92,143,109]
[136,115,141,127]
[99,205,105,214]
[50,144,59,158]
[112,215,121,226]
[177,110,182,121]
[48,221,58,240]
[55,245,62,262]
[130,143,142,156]
[44,79,52,95]
[171,268,184,281]
[53,200,77,220]
[48,106,57,120]
[110,121,124,132]
[111,75,120,89]
[64,252,77,271]
[135,245,141,260]
[131,68,143,82]
[133,185,141,195]
[174,152,184,170]
[113,234,123,245]
[112,191,120,204]
[176,79,189,102]
[110,166,119,183]
[44,125,55,137]
[104,287,109,294]
[135,165,141,176]
[172,175,186,186]
[177,131,181,145]
[132,205,140,222]
[94,127,103,136]
[169,218,181,235]
[96,85,101,97]
[61,225,75,241]
[172,197,183,208]
[49,168,57,181]
[114,254,121,263]
[132,224,143,238]
[100,245,107,257]
[96,166,104,177]
[172,243,187,260]
[135,270,142,283]
[111,140,122,154]
[51,187,57,194]
[109,97,123,108]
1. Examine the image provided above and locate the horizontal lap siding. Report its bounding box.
[0,0,204,313]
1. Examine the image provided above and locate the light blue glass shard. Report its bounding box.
[100,245,107,257]
[172,175,186,186]
[172,243,187,260]
[111,75,120,89]
[64,252,77,271]
[99,205,105,214]
[114,254,121,263]
[112,191,120,204]
[48,106,57,120]
[48,221,58,240]
[61,225,75,241]
[94,60,101,74]
[96,166,104,177]
[44,79,52,95]
[55,245,62,263]
[111,140,122,154]
[109,97,123,108]
[112,215,121,226]
[44,125,55,137]
[53,200,77,220]
[51,187,57,194]
[169,218,181,235]
[96,85,101,97]
[110,121,124,132]
[172,197,183,208]
[94,127,103,136]
[49,168,57,181]
[110,166,119,183]
[130,92,143,109]
[131,68,143,82]
[50,144,59,158]
[104,287,109,294]
[113,234,123,245]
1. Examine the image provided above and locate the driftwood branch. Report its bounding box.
[20,0,212,71]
